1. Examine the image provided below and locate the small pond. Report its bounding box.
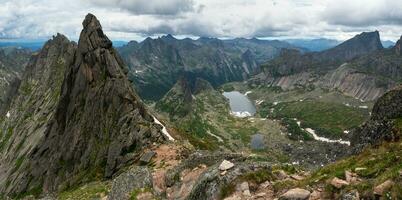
[222,91,256,117]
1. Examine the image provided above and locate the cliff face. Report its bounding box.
[0,14,165,197]
[0,47,31,107]
[0,33,76,196]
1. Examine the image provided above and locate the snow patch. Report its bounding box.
[343,130,350,134]
[6,111,10,118]
[153,116,175,141]
[293,118,350,145]
[273,101,279,105]
[305,128,350,145]
[207,130,223,142]
[255,100,264,105]
[359,105,368,109]
[244,91,252,96]
[230,111,252,118]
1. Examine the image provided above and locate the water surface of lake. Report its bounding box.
[222,91,256,117]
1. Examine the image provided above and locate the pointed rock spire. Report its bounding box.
[78,13,112,53]
[0,13,165,196]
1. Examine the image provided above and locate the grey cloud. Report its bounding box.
[88,0,195,15]
[322,0,402,27]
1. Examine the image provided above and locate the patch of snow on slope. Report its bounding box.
[244,91,252,96]
[255,100,264,105]
[305,128,350,145]
[6,111,10,118]
[230,111,252,118]
[153,116,175,141]
[207,130,224,142]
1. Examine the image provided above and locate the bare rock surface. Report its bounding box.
[279,188,311,200]
[108,167,153,200]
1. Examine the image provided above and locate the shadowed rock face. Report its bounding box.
[0,14,165,196]
[0,47,31,106]
[351,85,402,153]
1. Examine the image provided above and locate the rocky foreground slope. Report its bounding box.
[0,14,166,197]
[50,84,401,200]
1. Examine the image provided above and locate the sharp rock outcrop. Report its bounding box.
[0,14,165,197]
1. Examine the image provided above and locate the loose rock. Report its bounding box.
[330,177,349,189]
[140,151,156,164]
[274,170,288,180]
[374,180,394,196]
[279,188,310,200]
[108,167,153,200]
[219,160,235,171]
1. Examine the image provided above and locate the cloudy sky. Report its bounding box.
[1,0,402,42]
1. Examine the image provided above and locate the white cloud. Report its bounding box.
[0,0,401,41]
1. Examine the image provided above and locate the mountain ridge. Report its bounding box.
[0,14,166,197]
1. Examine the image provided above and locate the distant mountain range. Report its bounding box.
[256,31,402,101]
[117,35,302,100]
[285,38,395,52]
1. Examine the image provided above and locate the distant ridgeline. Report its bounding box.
[117,35,302,100]
[256,31,402,101]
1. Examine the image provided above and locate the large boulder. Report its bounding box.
[108,167,153,200]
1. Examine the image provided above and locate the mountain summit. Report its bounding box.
[0,13,165,196]
[319,31,383,61]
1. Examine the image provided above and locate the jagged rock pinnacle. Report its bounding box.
[78,13,112,53]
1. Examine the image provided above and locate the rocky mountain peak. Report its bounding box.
[0,13,165,196]
[78,13,112,53]
[322,31,383,61]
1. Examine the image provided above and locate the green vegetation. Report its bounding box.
[178,114,220,150]
[12,155,25,173]
[221,84,235,92]
[0,127,13,152]
[260,100,368,139]
[281,118,313,141]
[18,82,33,96]
[241,169,274,184]
[270,140,402,199]
[129,187,153,200]
[219,182,236,200]
[58,181,110,200]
